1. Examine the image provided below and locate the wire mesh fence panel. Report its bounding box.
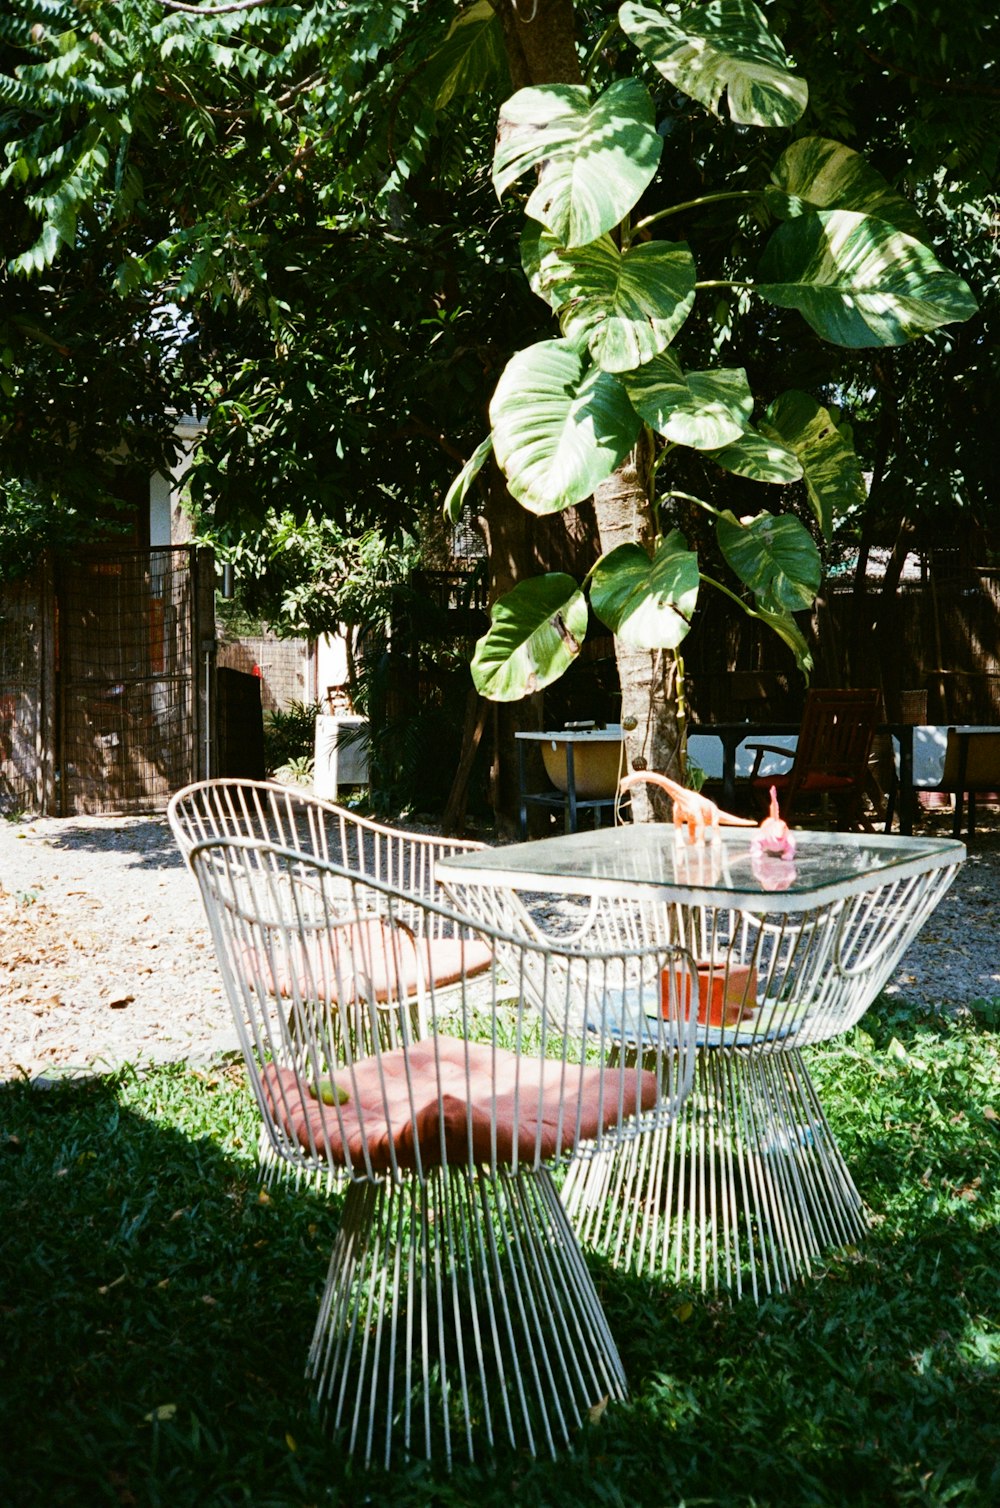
[0,567,49,815]
[59,548,199,814]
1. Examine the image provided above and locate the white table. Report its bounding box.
[439,825,963,1299]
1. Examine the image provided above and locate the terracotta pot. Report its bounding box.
[661,961,758,1027]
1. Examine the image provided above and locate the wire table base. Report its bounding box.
[560,1043,867,1301]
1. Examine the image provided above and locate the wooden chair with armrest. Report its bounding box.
[746,688,882,832]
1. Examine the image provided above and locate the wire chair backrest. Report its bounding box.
[189,836,701,1188]
[168,777,485,943]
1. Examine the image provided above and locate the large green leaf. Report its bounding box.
[489,339,641,514]
[520,219,565,308]
[538,237,696,372]
[716,509,821,612]
[590,532,700,649]
[708,429,802,483]
[471,574,587,701]
[761,391,865,540]
[620,0,807,127]
[421,1,508,111]
[757,209,979,347]
[493,79,662,247]
[622,352,753,448]
[746,602,814,677]
[442,434,493,524]
[765,137,926,241]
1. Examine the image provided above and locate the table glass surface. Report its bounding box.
[438,825,964,911]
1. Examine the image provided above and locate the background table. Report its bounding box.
[515,728,626,836]
[439,826,963,1299]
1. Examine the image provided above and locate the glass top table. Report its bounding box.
[437,825,963,912]
[438,825,964,1300]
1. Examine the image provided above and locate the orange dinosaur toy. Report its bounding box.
[620,770,758,845]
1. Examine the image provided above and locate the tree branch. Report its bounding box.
[156,0,278,16]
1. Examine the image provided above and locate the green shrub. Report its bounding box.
[262,699,323,777]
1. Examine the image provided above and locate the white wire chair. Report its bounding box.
[442,845,961,1301]
[168,777,488,945]
[187,835,700,1468]
[168,779,491,1048]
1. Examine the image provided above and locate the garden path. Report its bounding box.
[1,809,998,1083]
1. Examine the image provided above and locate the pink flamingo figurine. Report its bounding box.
[750,785,797,860]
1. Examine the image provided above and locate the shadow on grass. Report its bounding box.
[0,1035,998,1508]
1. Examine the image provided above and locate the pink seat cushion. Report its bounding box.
[262,1038,659,1173]
[249,918,492,1003]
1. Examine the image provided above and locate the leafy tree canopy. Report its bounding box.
[0,0,995,623]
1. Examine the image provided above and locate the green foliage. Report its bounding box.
[620,0,809,128]
[590,532,700,651]
[0,992,998,1504]
[469,0,980,704]
[262,698,323,779]
[470,573,588,703]
[0,477,133,579]
[493,78,663,248]
[210,511,418,643]
[622,354,754,451]
[756,210,978,347]
[489,338,641,515]
[0,0,994,690]
[761,390,866,541]
[0,0,516,581]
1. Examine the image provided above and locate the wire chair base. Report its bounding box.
[307,1164,627,1470]
[561,1045,867,1302]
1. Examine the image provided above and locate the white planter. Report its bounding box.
[313,714,369,799]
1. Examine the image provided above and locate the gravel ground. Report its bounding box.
[1,808,998,1083]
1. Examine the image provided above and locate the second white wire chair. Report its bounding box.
[168,778,492,1049]
[187,835,700,1468]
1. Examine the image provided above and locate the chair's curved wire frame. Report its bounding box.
[168,776,486,935]
[169,779,490,1178]
[187,835,701,1468]
[442,852,961,1301]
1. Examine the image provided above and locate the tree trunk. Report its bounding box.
[493,0,583,89]
[592,435,683,823]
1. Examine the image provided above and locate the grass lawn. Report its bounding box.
[1,993,998,1508]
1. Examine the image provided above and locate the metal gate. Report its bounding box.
[0,561,55,815]
[58,547,202,815]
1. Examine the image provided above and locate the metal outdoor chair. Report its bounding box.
[746,687,881,831]
[168,778,493,1045]
[186,835,699,1467]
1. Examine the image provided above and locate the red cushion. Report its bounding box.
[261,1039,659,1172]
[248,918,492,1004]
